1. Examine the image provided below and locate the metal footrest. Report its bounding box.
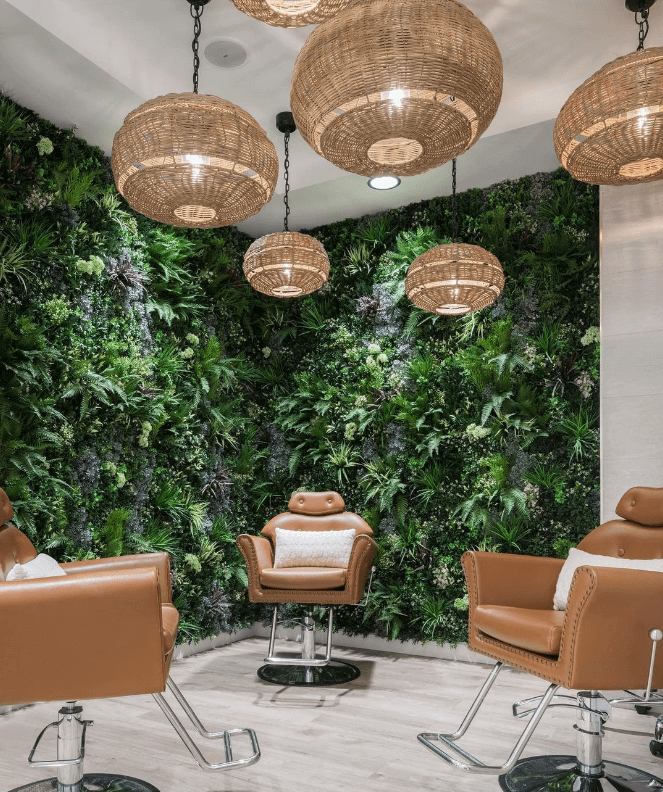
[418,662,559,775]
[152,677,260,772]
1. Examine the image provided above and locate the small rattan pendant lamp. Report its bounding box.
[227,0,353,28]
[405,159,504,315]
[290,0,503,177]
[554,0,663,185]
[242,113,330,298]
[111,0,278,228]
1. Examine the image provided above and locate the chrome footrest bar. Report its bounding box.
[418,662,559,775]
[264,606,334,667]
[153,678,260,772]
[27,715,91,769]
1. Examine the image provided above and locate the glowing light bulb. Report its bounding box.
[185,154,204,165]
[638,108,648,131]
[388,89,405,107]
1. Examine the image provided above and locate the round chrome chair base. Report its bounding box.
[499,755,663,792]
[9,774,161,792]
[257,660,360,686]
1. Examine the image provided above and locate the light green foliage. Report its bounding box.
[0,93,599,646]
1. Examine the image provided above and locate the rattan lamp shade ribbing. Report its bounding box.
[405,243,504,316]
[228,0,353,28]
[111,93,278,228]
[290,0,503,178]
[243,232,330,297]
[554,47,663,185]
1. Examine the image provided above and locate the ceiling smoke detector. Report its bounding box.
[204,39,249,69]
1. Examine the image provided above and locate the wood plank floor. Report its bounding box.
[2,637,663,792]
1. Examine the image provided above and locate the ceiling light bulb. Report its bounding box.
[367,175,401,190]
[388,89,405,107]
[185,154,204,165]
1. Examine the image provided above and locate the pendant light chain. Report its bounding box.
[636,6,650,50]
[283,130,291,232]
[190,2,205,94]
[451,157,458,244]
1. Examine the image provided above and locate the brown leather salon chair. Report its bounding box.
[237,491,377,686]
[418,486,663,791]
[0,487,259,792]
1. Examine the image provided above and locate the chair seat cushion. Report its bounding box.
[161,603,179,658]
[260,566,347,590]
[474,605,565,655]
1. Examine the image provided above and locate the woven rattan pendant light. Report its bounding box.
[555,0,663,185]
[290,0,503,178]
[405,159,504,316]
[228,0,353,28]
[111,0,277,228]
[243,113,330,298]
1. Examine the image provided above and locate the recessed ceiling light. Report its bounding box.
[204,39,249,69]
[367,175,401,190]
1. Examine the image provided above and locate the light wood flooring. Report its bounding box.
[2,637,663,792]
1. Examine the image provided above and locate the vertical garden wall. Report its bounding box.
[0,94,599,644]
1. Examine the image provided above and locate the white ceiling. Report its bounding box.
[1,0,660,236]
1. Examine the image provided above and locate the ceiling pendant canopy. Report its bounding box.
[243,113,330,298]
[405,159,504,316]
[554,0,663,185]
[111,1,278,228]
[228,0,353,28]
[290,0,503,178]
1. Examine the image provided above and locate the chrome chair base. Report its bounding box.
[257,659,360,686]
[8,773,160,792]
[498,755,663,792]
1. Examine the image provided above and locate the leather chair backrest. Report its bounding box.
[577,486,663,559]
[0,487,38,581]
[261,491,373,545]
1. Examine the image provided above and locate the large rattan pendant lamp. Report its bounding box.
[290,0,503,177]
[111,0,278,228]
[242,113,330,298]
[405,159,504,316]
[227,0,353,28]
[554,0,663,185]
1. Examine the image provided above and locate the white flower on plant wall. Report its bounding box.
[37,137,53,155]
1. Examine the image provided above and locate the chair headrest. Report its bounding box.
[288,491,345,516]
[0,487,14,525]
[615,486,663,527]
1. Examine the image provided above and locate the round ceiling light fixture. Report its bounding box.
[243,112,330,298]
[290,0,503,177]
[405,159,504,315]
[554,0,663,185]
[111,1,277,228]
[368,176,401,190]
[227,0,353,28]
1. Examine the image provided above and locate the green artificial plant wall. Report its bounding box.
[0,94,599,645]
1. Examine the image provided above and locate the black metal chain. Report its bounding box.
[451,157,458,244]
[283,130,291,232]
[636,6,650,50]
[190,2,204,94]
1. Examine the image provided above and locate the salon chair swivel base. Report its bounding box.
[9,774,160,792]
[499,755,661,792]
[256,606,361,687]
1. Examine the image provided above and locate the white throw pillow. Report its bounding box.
[553,547,663,610]
[6,553,66,581]
[273,527,356,569]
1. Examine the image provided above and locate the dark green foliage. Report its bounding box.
[0,93,599,646]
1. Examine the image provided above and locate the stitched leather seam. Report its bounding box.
[557,567,595,688]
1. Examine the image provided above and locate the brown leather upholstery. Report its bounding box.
[237,490,377,605]
[0,487,178,706]
[464,486,663,691]
[0,486,14,524]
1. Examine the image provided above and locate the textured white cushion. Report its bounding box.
[554,547,663,610]
[273,527,356,569]
[6,553,66,581]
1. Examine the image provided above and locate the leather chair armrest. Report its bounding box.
[236,534,274,602]
[462,551,564,611]
[61,552,172,604]
[345,533,378,603]
[0,566,167,706]
[561,565,663,691]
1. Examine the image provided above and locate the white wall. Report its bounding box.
[600,181,663,521]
